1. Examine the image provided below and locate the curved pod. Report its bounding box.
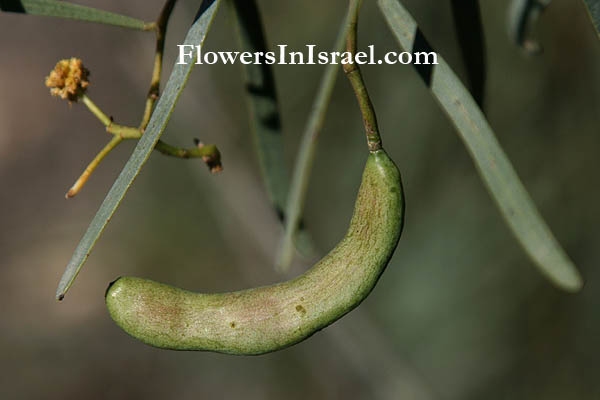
[106,149,404,355]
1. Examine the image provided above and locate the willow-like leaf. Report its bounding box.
[0,0,151,30]
[582,0,600,39]
[378,0,583,291]
[229,0,317,262]
[450,0,486,108]
[55,0,222,300]
[276,10,353,272]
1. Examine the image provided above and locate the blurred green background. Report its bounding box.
[1,0,599,398]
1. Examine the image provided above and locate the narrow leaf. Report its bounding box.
[450,0,487,109]
[0,0,151,30]
[55,0,222,300]
[378,0,583,291]
[276,11,352,272]
[582,0,600,39]
[229,0,318,261]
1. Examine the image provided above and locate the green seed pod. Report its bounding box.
[106,149,404,355]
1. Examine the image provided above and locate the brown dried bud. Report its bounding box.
[45,58,90,102]
[196,142,222,173]
[203,154,223,173]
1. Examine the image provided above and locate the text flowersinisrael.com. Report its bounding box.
[177,44,438,66]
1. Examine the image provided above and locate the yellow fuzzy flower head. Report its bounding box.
[45,58,90,102]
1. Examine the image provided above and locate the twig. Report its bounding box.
[276,8,354,271]
[66,135,123,198]
[343,0,382,153]
[71,88,221,198]
[140,0,178,130]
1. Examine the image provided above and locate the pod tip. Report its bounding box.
[105,277,122,299]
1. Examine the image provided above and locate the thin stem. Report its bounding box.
[79,92,222,193]
[81,95,112,127]
[140,0,178,131]
[83,92,220,161]
[70,0,221,199]
[343,0,382,152]
[143,22,158,32]
[82,95,142,138]
[107,123,142,139]
[276,10,354,272]
[66,135,123,198]
[155,140,222,173]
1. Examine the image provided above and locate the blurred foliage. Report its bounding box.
[0,0,599,399]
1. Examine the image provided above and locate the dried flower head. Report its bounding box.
[45,58,90,102]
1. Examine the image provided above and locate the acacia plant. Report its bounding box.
[2,0,598,353]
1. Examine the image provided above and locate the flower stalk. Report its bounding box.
[45,0,222,198]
